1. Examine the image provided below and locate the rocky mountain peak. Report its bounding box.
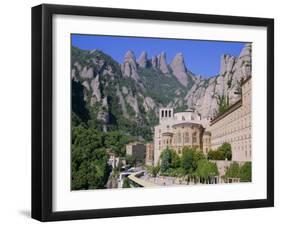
[158,51,169,74]
[122,50,139,81]
[238,43,252,78]
[170,52,189,86]
[171,52,186,72]
[124,50,136,62]
[150,51,169,74]
[239,43,251,62]
[220,54,236,75]
[137,51,148,68]
[151,56,157,68]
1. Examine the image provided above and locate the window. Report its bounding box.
[177,133,182,144]
[192,132,197,143]
[184,132,189,144]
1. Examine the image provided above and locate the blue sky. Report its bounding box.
[72,34,246,77]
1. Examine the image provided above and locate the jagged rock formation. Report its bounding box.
[170,53,190,87]
[157,52,169,74]
[149,52,169,74]
[81,66,94,79]
[151,56,157,68]
[121,51,140,81]
[137,51,148,68]
[90,74,101,104]
[185,43,252,118]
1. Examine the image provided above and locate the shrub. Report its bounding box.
[122,177,131,188]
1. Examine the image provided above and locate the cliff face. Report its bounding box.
[71,43,251,139]
[184,43,252,118]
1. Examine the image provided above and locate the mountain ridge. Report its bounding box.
[71,43,251,140]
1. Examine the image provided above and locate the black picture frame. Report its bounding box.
[32,3,274,222]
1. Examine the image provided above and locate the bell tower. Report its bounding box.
[159,108,173,123]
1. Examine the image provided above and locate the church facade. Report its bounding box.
[153,108,210,165]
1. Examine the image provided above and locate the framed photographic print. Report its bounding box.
[32,4,274,221]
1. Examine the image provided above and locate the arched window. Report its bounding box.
[184,132,189,144]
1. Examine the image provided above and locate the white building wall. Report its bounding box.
[209,77,251,162]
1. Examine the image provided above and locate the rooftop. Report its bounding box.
[210,99,242,125]
[172,122,202,128]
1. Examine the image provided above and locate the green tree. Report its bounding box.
[171,150,181,168]
[86,148,111,189]
[207,150,225,160]
[181,147,196,173]
[225,162,240,178]
[195,159,219,183]
[217,142,232,160]
[192,150,206,169]
[207,142,232,160]
[160,148,173,173]
[71,126,110,190]
[239,162,252,182]
[103,131,129,157]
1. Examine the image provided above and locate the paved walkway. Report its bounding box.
[128,172,158,187]
[140,175,190,186]
[128,170,203,187]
